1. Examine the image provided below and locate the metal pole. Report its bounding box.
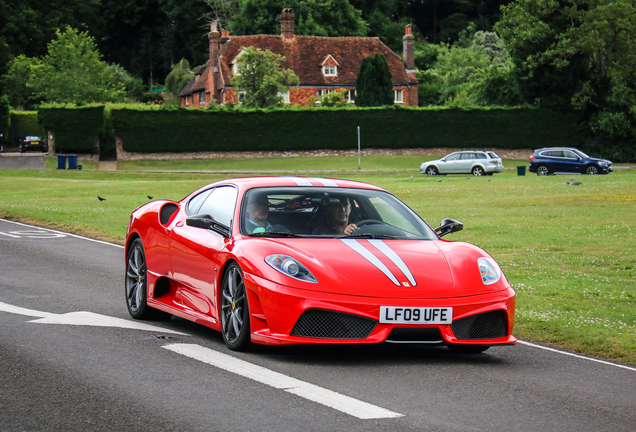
[358,126,361,170]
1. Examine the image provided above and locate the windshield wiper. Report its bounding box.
[339,233,400,239]
[249,231,303,238]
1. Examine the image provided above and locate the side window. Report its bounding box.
[197,186,238,227]
[563,150,577,158]
[476,153,487,159]
[446,154,460,161]
[187,189,213,215]
[461,153,475,160]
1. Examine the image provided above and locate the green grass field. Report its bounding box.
[2,157,635,365]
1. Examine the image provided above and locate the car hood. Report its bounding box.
[589,157,612,164]
[236,238,506,299]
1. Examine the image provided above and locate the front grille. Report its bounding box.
[291,309,377,339]
[160,204,178,225]
[451,310,508,340]
[385,328,443,344]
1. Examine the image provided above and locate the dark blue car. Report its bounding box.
[529,147,613,176]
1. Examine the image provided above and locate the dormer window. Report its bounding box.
[320,54,339,77]
[323,65,337,76]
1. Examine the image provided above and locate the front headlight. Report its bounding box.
[265,254,318,283]
[478,257,502,285]
[600,162,608,167]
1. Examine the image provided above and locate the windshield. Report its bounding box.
[241,187,437,240]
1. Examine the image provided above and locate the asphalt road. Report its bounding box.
[1,218,635,432]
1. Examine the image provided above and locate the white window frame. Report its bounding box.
[198,91,205,104]
[323,65,337,76]
[394,89,404,104]
[237,90,245,103]
[278,91,290,104]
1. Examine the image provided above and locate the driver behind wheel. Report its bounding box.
[313,196,359,235]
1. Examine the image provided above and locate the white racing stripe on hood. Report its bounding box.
[282,176,314,186]
[368,239,417,287]
[340,239,401,286]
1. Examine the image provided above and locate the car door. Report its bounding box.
[562,149,583,173]
[458,152,475,173]
[169,186,238,319]
[439,153,461,173]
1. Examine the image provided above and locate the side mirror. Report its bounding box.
[186,214,230,238]
[434,218,463,238]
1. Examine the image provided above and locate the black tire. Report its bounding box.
[125,238,171,320]
[585,165,599,175]
[472,166,485,176]
[425,166,438,176]
[220,262,252,351]
[448,344,489,354]
[536,165,550,176]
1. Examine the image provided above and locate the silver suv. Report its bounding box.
[420,151,504,176]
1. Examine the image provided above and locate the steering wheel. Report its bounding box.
[355,219,385,227]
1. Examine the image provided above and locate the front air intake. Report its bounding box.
[451,310,508,340]
[291,309,377,339]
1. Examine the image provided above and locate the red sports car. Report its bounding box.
[125,177,516,352]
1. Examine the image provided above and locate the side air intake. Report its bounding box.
[160,204,178,225]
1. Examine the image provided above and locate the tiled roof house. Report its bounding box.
[180,8,418,108]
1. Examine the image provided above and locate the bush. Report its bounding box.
[111,105,584,154]
[38,105,105,153]
[8,111,45,144]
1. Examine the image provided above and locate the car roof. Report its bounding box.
[184,176,386,200]
[534,147,580,151]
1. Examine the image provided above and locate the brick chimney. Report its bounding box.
[281,8,295,40]
[403,24,415,70]
[208,21,221,101]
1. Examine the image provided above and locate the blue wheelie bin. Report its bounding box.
[67,154,78,170]
[57,154,67,170]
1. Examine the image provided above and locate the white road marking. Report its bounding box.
[2,218,635,373]
[0,301,188,335]
[0,231,21,238]
[0,218,124,248]
[517,340,636,372]
[163,343,403,420]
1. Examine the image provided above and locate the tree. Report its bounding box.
[355,53,394,107]
[1,55,41,109]
[30,27,125,104]
[495,0,636,157]
[230,47,298,108]
[228,0,367,37]
[165,59,196,98]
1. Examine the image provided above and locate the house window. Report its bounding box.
[323,66,337,76]
[238,91,245,103]
[316,89,335,98]
[346,90,356,103]
[394,89,403,103]
[185,96,190,107]
[198,91,205,104]
[278,91,290,104]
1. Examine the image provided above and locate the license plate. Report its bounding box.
[380,306,452,324]
[30,142,39,145]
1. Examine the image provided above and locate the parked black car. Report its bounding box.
[20,136,48,153]
[529,147,613,176]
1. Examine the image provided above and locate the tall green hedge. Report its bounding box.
[7,111,46,144]
[38,106,105,153]
[111,106,583,153]
[0,96,11,143]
